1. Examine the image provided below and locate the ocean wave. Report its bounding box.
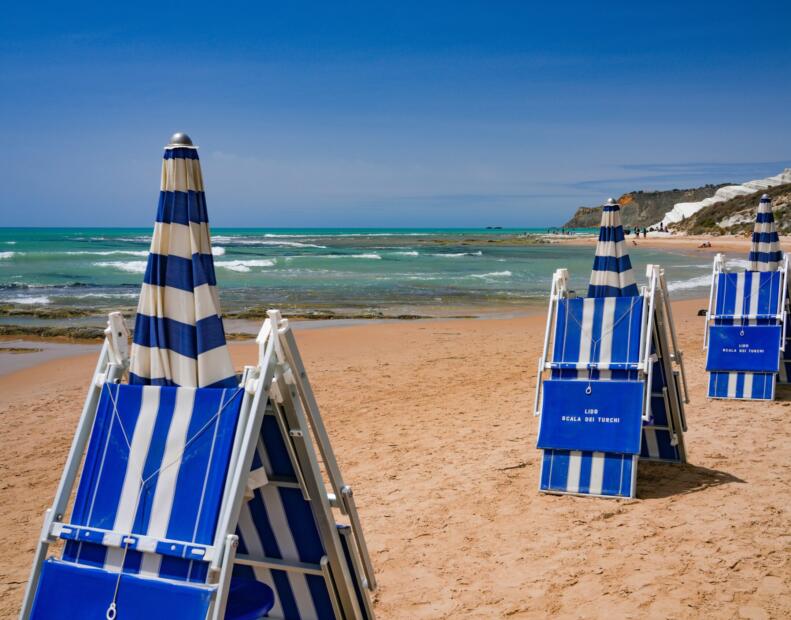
[212,246,226,256]
[93,261,148,274]
[66,292,139,299]
[7,295,51,305]
[431,251,483,258]
[726,258,753,270]
[0,282,95,290]
[5,241,16,245]
[216,259,277,272]
[666,274,711,292]
[64,250,149,257]
[211,236,326,248]
[0,251,16,259]
[469,270,512,279]
[290,253,382,260]
[260,232,427,238]
[391,251,419,257]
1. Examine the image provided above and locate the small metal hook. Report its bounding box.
[585,385,592,395]
[106,603,117,620]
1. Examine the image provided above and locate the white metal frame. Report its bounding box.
[20,310,376,620]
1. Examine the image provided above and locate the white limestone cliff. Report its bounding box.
[659,167,791,227]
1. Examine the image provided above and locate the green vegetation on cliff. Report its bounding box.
[671,183,791,235]
[563,184,728,228]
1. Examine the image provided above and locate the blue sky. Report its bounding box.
[1,1,790,227]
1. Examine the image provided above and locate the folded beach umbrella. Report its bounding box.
[588,198,639,297]
[129,133,236,387]
[748,193,782,271]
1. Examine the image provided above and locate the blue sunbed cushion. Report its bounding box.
[538,379,645,455]
[31,558,214,619]
[706,325,782,372]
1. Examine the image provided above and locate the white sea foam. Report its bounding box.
[295,253,382,260]
[432,251,483,258]
[391,251,419,256]
[726,258,753,270]
[469,270,512,279]
[0,252,16,259]
[216,259,276,272]
[211,236,326,248]
[65,250,149,257]
[5,241,16,245]
[93,261,148,274]
[666,274,711,292]
[10,295,51,305]
[211,246,226,256]
[69,292,139,299]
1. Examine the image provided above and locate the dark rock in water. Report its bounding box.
[0,305,109,319]
[0,324,108,341]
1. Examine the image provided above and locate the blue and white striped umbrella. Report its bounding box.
[748,194,782,272]
[129,133,236,388]
[588,198,639,297]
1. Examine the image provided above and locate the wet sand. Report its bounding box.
[1,300,790,618]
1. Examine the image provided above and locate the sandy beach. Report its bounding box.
[1,298,789,619]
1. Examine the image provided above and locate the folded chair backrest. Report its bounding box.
[706,264,787,400]
[61,384,244,582]
[713,271,783,321]
[550,296,644,374]
[536,265,688,499]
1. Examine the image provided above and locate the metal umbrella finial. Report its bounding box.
[606,197,616,205]
[167,132,194,147]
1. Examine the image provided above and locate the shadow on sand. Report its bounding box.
[774,384,791,401]
[637,461,745,499]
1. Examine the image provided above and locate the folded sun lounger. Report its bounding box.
[533,199,689,499]
[21,312,376,619]
[704,194,789,400]
[21,134,375,619]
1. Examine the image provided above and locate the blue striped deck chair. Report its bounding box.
[704,195,789,401]
[21,311,376,619]
[533,200,689,499]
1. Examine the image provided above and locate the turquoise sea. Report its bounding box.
[0,227,727,323]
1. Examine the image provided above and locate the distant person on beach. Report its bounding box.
[698,241,712,248]
[642,227,647,238]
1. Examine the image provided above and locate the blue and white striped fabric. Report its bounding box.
[748,194,791,388]
[541,296,645,498]
[61,384,244,583]
[234,413,338,619]
[749,194,782,271]
[641,359,683,462]
[708,271,784,400]
[130,143,236,388]
[588,198,639,298]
